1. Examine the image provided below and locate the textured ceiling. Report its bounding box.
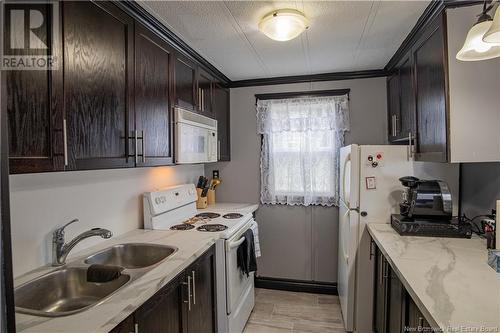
[138,1,430,81]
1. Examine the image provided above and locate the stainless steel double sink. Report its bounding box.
[15,243,177,317]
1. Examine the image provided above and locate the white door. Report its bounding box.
[338,144,360,332]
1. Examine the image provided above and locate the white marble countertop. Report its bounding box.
[368,223,500,333]
[14,202,259,333]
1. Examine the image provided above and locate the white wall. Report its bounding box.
[9,165,203,277]
[206,77,388,282]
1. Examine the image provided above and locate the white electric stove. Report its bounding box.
[143,184,256,333]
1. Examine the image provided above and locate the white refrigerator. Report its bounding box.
[337,144,459,333]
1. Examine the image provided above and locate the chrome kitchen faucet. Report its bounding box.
[52,218,112,266]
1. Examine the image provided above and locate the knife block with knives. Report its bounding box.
[196,175,220,209]
[196,188,208,209]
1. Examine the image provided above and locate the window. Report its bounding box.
[257,94,350,207]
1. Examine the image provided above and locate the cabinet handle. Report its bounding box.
[382,259,389,280]
[217,140,221,161]
[187,276,192,311]
[379,255,383,285]
[418,316,424,328]
[63,119,68,167]
[413,135,417,158]
[134,323,138,333]
[394,115,398,136]
[369,239,375,260]
[407,132,412,160]
[198,88,202,110]
[391,115,396,137]
[192,270,196,305]
[141,130,146,163]
[134,130,139,164]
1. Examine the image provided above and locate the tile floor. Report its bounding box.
[243,288,346,333]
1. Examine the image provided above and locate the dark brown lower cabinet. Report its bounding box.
[110,245,216,333]
[135,274,186,333]
[109,314,135,333]
[373,241,432,333]
[408,298,432,332]
[186,250,216,333]
[374,248,388,333]
[388,266,405,333]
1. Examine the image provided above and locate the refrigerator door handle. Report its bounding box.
[342,153,352,206]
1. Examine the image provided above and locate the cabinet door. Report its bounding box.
[63,1,134,170]
[388,266,405,333]
[135,274,187,333]
[399,54,416,140]
[135,24,174,167]
[186,246,216,333]
[6,3,64,174]
[174,55,197,111]
[374,248,388,333]
[407,297,432,331]
[213,84,230,161]
[197,69,215,118]
[413,14,448,162]
[387,73,401,142]
[109,314,135,333]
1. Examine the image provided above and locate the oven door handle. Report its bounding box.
[228,236,246,250]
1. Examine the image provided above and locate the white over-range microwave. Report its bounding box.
[175,107,218,164]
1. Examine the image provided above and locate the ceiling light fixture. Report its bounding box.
[258,9,309,42]
[456,0,500,61]
[484,5,500,42]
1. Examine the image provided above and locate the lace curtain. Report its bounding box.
[257,95,350,207]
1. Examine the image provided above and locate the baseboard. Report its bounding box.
[255,276,338,295]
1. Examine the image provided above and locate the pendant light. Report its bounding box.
[484,5,500,43]
[456,1,500,61]
[258,9,309,42]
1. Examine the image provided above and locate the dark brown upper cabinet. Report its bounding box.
[387,5,500,163]
[63,1,135,170]
[134,24,174,167]
[174,55,197,111]
[213,84,230,161]
[387,53,415,144]
[387,72,401,143]
[197,68,215,118]
[6,0,231,174]
[412,14,448,163]
[387,13,447,162]
[398,54,415,141]
[6,3,64,174]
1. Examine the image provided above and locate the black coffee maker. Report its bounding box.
[391,176,471,238]
[398,176,452,219]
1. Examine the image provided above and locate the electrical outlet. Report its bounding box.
[212,170,219,179]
